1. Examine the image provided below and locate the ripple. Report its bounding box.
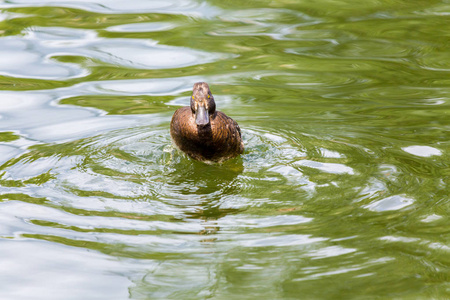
[307,245,357,259]
[0,38,88,80]
[0,145,22,165]
[421,214,443,223]
[294,160,355,175]
[22,26,233,73]
[0,90,152,143]
[293,257,395,282]
[212,8,316,40]
[0,122,365,220]
[219,214,313,229]
[93,41,232,69]
[233,234,326,247]
[364,195,415,212]
[1,0,221,16]
[0,239,130,299]
[106,22,177,33]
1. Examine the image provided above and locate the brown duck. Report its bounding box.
[170,82,244,163]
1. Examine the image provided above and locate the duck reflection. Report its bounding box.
[165,157,244,233]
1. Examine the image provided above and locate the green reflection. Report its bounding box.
[0,131,20,142]
[61,95,177,115]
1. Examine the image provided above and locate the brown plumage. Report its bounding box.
[170,82,244,163]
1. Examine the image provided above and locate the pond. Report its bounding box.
[0,0,449,299]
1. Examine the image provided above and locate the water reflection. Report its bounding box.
[0,38,87,79]
[0,0,449,298]
[0,239,131,299]
[1,0,221,16]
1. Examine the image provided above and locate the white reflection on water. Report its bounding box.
[0,39,88,80]
[12,26,232,78]
[0,145,22,165]
[307,245,356,259]
[294,160,355,175]
[421,214,443,223]
[0,90,147,142]
[0,0,221,16]
[293,257,395,282]
[219,214,313,229]
[0,24,233,80]
[234,234,326,247]
[96,78,190,95]
[0,239,131,300]
[107,22,177,33]
[94,41,233,69]
[402,145,442,157]
[364,194,414,212]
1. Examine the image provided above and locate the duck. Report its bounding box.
[170,82,244,163]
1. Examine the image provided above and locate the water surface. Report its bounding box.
[0,0,449,299]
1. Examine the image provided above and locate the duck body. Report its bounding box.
[170,82,244,163]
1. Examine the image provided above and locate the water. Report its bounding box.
[0,0,449,299]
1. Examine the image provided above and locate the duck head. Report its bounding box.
[190,82,216,126]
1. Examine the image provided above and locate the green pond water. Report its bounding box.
[0,0,449,299]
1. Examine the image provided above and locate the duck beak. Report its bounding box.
[195,104,209,126]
